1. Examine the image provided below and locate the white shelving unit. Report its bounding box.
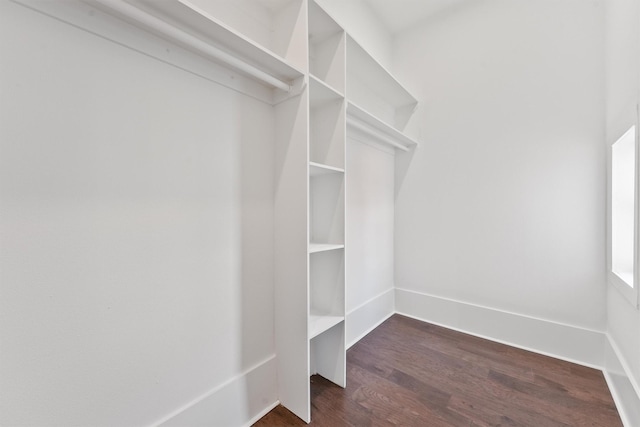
[306,4,347,421]
[79,0,420,423]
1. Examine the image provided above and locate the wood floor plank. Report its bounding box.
[253,315,622,426]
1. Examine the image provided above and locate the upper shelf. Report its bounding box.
[92,0,306,92]
[347,102,418,152]
[346,35,418,131]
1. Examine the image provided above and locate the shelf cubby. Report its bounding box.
[309,249,345,335]
[309,78,346,169]
[310,322,345,386]
[308,0,345,93]
[309,314,344,339]
[309,171,344,247]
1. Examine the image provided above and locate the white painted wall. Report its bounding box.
[314,0,393,69]
[0,2,275,425]
[393,0,606,332]
[604,0,640,422]
[345,139,395,346]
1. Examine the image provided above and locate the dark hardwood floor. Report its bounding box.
[253,314,622,426]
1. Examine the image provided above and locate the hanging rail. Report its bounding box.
[93,0,292,92]
[346,116,410,152]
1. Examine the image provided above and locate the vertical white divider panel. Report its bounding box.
[274,83,310,423]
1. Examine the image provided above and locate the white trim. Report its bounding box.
[347,288,394,316]
[346,288,395,349]
[396,288,604,334]
[604,334,640,427]
[242,401,280,427]
[606,333,640,399]
[395,288,605,369]
[154,355,277,427]
[603,372,635,427]
[347,311,394,350]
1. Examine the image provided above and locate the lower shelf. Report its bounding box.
[309,243,344,253]
[309,314,344,339]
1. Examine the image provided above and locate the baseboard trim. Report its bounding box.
[346,288,394,349]
[395,288,605,369]
[603,334,640,427]
[242,401,280,427]
[154,355,278,427]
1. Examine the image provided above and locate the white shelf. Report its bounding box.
[114,0,305,87]
[347,35,417,110]
[309,243,344,253]
[309,314,344,339]
[309,75,344,108]
[310,162,344,176]
[347,102,418,151]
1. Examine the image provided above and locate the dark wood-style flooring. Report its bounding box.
[254,314,622,426]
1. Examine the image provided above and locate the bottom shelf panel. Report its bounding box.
[309,314,344,339]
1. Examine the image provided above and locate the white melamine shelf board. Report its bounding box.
[309,75,344,107]
[347,102,418,151]
[310,162,344,176]
[308,314,344,339]
[309,243,344,253]
[308,0,342,43]
[347,35,417,109]
[121,0,305,83]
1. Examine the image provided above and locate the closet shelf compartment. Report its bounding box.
[347,102,418,152]
[308,0,345,93]
[309,243,344,253]
[309,314,344,339]
[347,35,417,110]
[310,162,345,176]
[310,75,344,107]
[101,0,305,91]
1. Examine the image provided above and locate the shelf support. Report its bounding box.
[346,116,410,152]
[91,0,293,92]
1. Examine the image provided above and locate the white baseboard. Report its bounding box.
[155,356,278,427]
[395,288,605,369]
[346,288,395,349]
[603,335,640,427]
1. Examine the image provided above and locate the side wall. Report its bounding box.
[0,2,276,426]
[604,0,640,424]
[393,0,607,365]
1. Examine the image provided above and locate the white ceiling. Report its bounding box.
[364,0,467,34]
